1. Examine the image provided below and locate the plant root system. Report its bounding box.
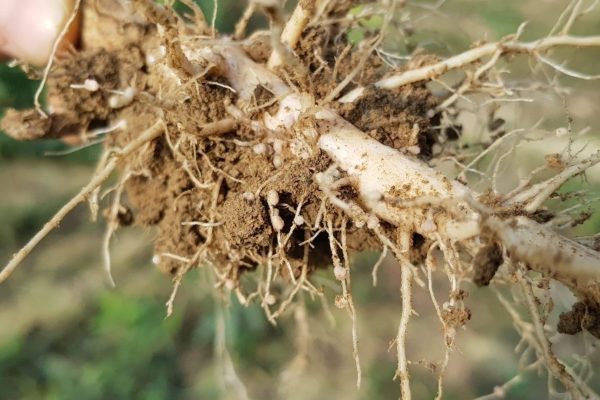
[3,0,600,398]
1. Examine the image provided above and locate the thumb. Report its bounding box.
[0,0,79,66]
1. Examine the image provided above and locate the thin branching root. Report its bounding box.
[2,0,600,397]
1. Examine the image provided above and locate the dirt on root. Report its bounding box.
[0,1,442,284]
[294,24,444,158]
[1,46,145,142]
[558,301,600,339]
[472,243,503,286]
[442,304,471,330]
[107,66,384,276]
[336,86,439,157]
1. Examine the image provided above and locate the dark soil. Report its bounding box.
[558,301,600,339]
[473,243,503,286]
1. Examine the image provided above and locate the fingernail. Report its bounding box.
[0,0,79,66]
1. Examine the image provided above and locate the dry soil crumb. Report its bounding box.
[473,243,503,286]
[558,301,600,339]
[545,153,566,171]
[442,305,471,329]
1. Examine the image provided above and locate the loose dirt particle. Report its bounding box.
[545,153,566,171]
[442,305,471,329]
[558,301,600,339]
[473,243,503,286]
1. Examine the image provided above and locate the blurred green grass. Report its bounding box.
[1,1,599,399]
